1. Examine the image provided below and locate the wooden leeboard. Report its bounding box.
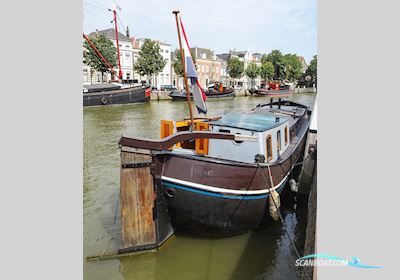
[120,151,156,250]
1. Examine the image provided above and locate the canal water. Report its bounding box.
[84,93,316,280]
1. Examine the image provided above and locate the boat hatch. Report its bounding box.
[210,113,287,132]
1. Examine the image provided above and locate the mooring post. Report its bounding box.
[303,164,317,279]
[119,147,174,254]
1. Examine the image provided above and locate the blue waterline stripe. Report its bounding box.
[162,181,271,200]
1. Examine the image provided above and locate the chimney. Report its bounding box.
[126,26,130,38]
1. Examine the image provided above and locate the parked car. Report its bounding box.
[160,85,177,91]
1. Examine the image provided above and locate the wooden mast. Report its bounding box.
[172,10,194,129]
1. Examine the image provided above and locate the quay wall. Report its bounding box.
[150,87,317,101]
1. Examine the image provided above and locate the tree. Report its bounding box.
[283,54,303,81]
[259,61,275,82]
[227,57,244,85]
[263,50,284,80]
[134,39,167,85]
[172,49,197,77]
[306,55,317,86]
[245,62,259,87]
[83,34,117,83]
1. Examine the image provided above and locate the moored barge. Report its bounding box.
[83,83,151,107]
[118,99,311,237]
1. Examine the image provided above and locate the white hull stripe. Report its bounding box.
[161,173,289,195]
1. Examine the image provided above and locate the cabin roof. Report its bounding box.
[210,113,288,132]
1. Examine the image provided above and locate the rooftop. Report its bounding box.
[192,47,218,61]
[210,113,288,132]
[89,28,131,42]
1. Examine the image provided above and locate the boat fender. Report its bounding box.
[101,97,108,105]
[289,179,298,192]
[165,187,176,198]
[268,189,280,221]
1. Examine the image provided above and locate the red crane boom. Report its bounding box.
[83,33,118,79]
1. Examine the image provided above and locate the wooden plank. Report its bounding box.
[120,151,156,250]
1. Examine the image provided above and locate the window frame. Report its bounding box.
[277,130,281,152]
[266,134,273,161]
[284,126,288,145]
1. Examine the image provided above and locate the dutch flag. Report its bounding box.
[179,15,207,114]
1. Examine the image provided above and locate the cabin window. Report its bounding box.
[266,135,272,161]
[284,126,288,145]
[277,130,281,152]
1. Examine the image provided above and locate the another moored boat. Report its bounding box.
[254,81,294,97]
[118,99,311,237]
[83,83,151,107]
[169,82,234,100]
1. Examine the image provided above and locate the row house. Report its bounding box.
[171,47,222,90]
[136,38,172,89]
[192,47,221,88]
[217,50,263,89]
[84,28,134,84]
[216,54,230,86]
[83,28,172,88]
[297,56,309,73]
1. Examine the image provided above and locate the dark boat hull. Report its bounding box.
[254,89,294,97]
[83,86,150,107]
[161,175,289,236]
[169,90,235,101]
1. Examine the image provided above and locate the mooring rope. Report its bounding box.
[224,165,260,229]
[257,162,301,259]
[97,188,121,262]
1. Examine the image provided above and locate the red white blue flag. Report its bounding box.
[179,15,207,114]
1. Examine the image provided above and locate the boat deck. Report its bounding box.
[253,104,307,126]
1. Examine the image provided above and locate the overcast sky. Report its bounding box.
[83,0,316,63]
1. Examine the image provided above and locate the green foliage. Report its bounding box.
[261,50,304,81]
[227,57,244,79]
[172,49,197,77]
[263,50,284,79]
[134,39,167,82]
[245,62,259,79]
[259,61,275,81]
[283,54,303,81]
[83,34,117,75]
[306,55,317,84]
